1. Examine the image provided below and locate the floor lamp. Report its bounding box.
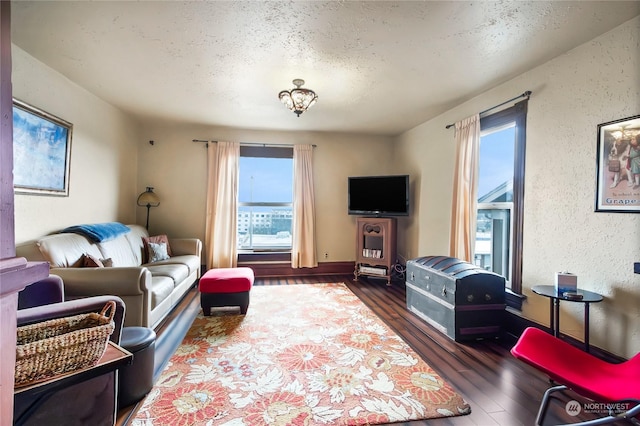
[137,187,160,229]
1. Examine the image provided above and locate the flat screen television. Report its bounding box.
[348,175,409,216]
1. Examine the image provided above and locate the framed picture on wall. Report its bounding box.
[595,114,640,213]
[12,99,73,196]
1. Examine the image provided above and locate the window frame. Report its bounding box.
[238,146,294,253]
[475,204,513,285]
[479,99,528,308]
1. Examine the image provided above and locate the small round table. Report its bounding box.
[531,285,603,352]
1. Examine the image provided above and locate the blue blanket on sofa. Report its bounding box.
[60,222,131,243]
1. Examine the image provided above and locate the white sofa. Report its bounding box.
[16,224,202,329]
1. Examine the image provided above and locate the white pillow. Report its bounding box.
[148,242,170,262]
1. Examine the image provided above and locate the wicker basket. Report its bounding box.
[15,301,116,387]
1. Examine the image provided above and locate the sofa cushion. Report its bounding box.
[124,225,149,266]
[37,233,103,268]
[148,255,201,276]
[97,237,140,267]
[142,235,172,263]
[145,264,189,288]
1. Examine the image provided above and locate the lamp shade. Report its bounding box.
[137,187,160,207]
[137,187,160,230]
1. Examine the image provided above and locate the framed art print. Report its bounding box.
[12,99,73,196]
[595,114,640,213]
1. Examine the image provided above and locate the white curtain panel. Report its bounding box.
[449,115,480,262]
[292,144,318,268]
[205,141,239,269]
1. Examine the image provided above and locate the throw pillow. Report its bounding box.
[142,234,172,263]
[100,257,114,267]
[148,242,170,262]
[82,253,104,268]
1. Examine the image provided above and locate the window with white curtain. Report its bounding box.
[237,146,293,251]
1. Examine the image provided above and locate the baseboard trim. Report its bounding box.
[504,309,625,363]
[238,261,355,277]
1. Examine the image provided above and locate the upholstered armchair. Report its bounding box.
[17,274,65,310]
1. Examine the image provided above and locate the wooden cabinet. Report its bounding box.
[354,217,397,285]
[14,342,132,426]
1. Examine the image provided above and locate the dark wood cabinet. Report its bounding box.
[354,217,397,285]
[14,342,132,426]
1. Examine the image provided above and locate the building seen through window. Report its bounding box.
[475,124,515,288]
[238,146,293,251]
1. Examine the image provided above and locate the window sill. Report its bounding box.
[237,251,291,263]
[506,288,526,311]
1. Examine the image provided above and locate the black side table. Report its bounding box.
[531,285,603,352]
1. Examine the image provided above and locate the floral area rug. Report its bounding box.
[132,283,471,425]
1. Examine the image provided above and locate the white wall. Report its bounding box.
[136,121,395,263]
[395,16,640,358]
[12,46,140,243]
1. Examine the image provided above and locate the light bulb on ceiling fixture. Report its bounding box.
[278,79,318,117]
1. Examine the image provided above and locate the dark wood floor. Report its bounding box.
[118,274,622,426]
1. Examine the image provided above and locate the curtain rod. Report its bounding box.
[192,139,316,148]
[445,90,532,129]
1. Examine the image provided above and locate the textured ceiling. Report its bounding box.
[10,1,640,136]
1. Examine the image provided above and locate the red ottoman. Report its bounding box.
[199,267,254,315]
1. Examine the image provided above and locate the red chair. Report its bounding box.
[511,327,640,425]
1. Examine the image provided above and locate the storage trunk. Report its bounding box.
[406,256,505,341]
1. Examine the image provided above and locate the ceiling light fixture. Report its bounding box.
[278,79,318,117]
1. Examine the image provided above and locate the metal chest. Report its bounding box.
[406,255,505,341]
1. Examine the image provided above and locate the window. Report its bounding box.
[238,146,293,251]
[476,125,514,284]
[476,100,527,307]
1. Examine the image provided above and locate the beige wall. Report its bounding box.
[136,121,395,262]
[12,46,140,243]
[395,16,640,358]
